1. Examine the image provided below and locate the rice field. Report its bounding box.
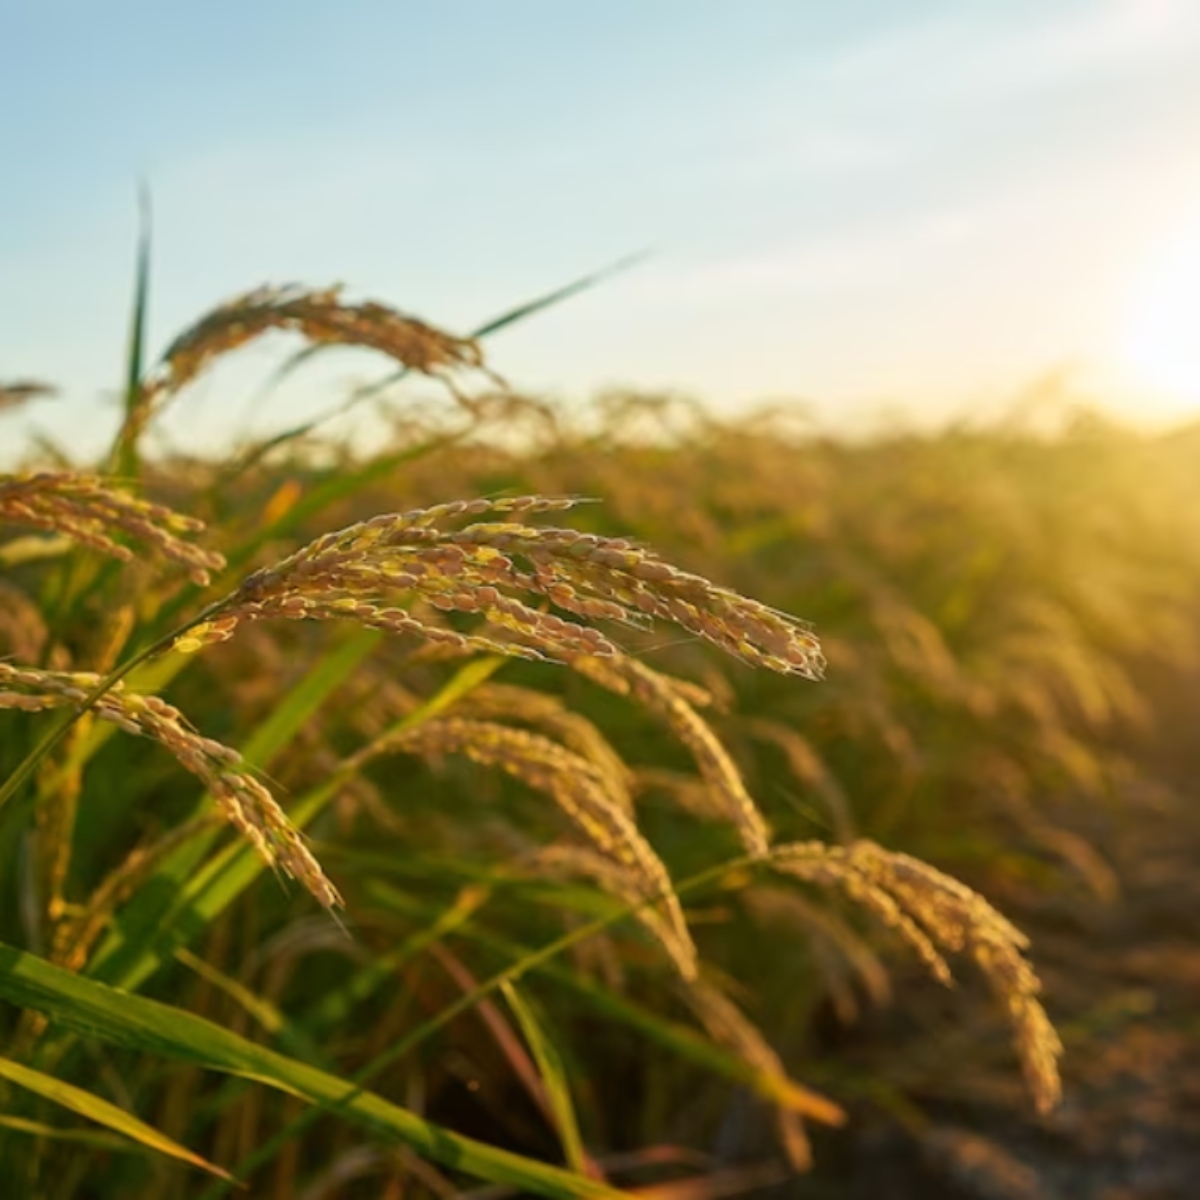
[2,277,1199,1198]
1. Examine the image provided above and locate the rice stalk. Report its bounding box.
[34,606,138,937]
[0,663,340,911]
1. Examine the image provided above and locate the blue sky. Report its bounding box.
[4,0,1200,458]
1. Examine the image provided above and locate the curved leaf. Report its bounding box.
[0,1052,230,1180]
[0,941,624,1199]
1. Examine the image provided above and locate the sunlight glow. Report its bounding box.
[1121,216,1200,403]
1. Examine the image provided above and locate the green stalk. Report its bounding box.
[109,185,153,480]
[0,602,224,815]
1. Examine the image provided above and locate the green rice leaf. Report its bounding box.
[0,1050,231,1180]
[0,942,623,1199]
[501,980,589,1174]
[110,185,153,479]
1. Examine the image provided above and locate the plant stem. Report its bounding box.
[0,604,224,814]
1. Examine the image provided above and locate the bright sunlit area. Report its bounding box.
[1119,213,1200,413]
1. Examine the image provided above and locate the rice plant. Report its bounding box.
[8,266,1196,1197]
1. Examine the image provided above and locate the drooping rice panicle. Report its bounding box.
[122,284,496,442]
[572,653,771,856]
[0,580,51,663]
[0,379,55,412]
[457,683,634,812]
[0,663,339,911]
[769,839,1062,1114]
[172,495,824,680]
[347,716,696,978]
[156,285,486,391]
[0,471,225,585]
[531,844,698,980]
[846,841,1063,1114]
[771,841,954,985]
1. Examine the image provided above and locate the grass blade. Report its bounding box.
[500,979,590,1174]
[110,184,153,478]
[0,1052,231,1181]
[341,251,651,414]
[202,853,768,1194]
[365,878,845,1126]
[0,942,624,1199]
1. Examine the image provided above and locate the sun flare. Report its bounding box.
[1121,217,1200,404]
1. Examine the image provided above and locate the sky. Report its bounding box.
[3,0,1200,459]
